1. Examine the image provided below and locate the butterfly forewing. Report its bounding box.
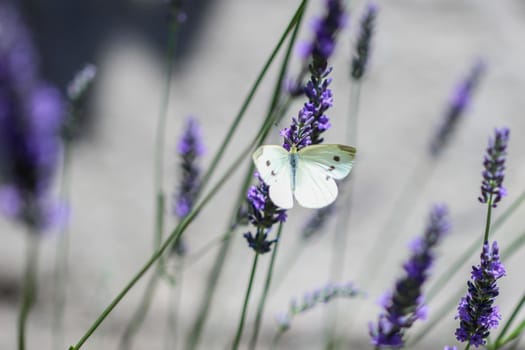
[252,145,294,209]
[297,144,356,180]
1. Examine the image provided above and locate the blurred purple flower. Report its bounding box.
[0,3,65,230]
[369,205,450,348]
[351,2,378,80]
[430,61,485,157]
[455,241,505,347]
[479,127,509,207]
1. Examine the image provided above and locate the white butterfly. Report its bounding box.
[252,144,356,209]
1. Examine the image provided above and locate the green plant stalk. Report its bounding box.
[494,292,525,348]
[164,262,184,350]
[231,252,260,350]
[249,223,284,350]
[425,190,525,302]
[52,136,72,350]
[199,0,308,192]
[18,233,39,350]
[323,80,362,350]
[118,14,179,349]
[184,2,306,347]
[408,229,525,346]
[154,15,179,249]
[68,137,262,350]
[483,193,494,242]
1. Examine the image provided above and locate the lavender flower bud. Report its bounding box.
[430,61,485,157]
[172,117,204,255]
[277,281,361,333]
[478,127,509,207]
[369,205,450,348]
[351,3,378,80]
[454,241,505,347]
[67,64,97,103]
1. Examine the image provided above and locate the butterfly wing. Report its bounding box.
[293,159,339,208]
[293,144,356,208]
[297,144,356,180]
[252,145,294,209]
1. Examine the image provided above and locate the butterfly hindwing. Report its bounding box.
[297,144,356,180]
[252,145,294,209]
[293,157,338,208]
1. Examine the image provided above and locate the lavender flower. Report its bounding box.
[282,0,345,150]
[454,241,505,347]
[276,281,362,332]
[243,173,287,254]
[430,61,485,157]
[478,127,509,207]
[301,0,347,74]
[174,117,204,219]
[172,117,204,255]
[369,205,450,348]
[351,3,378,80]
[0,3,64,230]
[444,347,457,350]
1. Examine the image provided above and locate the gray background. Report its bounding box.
[1,0,525,349]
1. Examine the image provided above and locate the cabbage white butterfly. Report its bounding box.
[252,144,356,209]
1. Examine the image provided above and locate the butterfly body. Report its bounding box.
[252,144,356,209]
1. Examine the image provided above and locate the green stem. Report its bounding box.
[153,15,178,247]
[249,223,284,350]
[425,190,525,303]
[184,2,306,347]
[18,233,39,350]
[164,261,184,350]
[483,193,494,243]
[408,228,525,346]
[271,331,284,350]
[118,13,179,349]
[199,0,308,192]
[118,272,160,350]
[52,136,72,350]
[231,252,260,350]
[495,292,525,348]
[68,142,246,350]
[323,80,362,349]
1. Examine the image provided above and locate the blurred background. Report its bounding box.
[1,0,525,349]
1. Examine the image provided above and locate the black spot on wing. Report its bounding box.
[333,155,340,162]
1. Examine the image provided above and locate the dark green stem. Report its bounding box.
[231,252,260,350]
[249,223,284,350]
[483,193,494,243]
[199,0,308,191]
[494,292,525,348]
[184,2,306,347]
[425,190,525,303]
[153,16,178,249]
[119,12,180,349]
[18,233,39,350]
[52,136,72,350]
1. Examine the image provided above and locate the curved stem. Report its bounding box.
[231,252,260,350]
[249,223,284,350]
[495,292,525,348]
[68,142,245,350]
[18,233,39,350]
[199,0,308,191]
[52,136,72,350]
